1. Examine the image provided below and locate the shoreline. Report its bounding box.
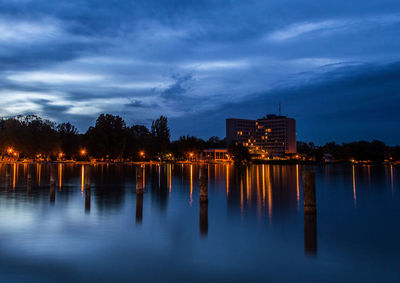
[0,160,397,166]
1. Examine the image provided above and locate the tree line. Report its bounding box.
[297,140,400,163]
[0,114,398,163]
[0,114,226,161]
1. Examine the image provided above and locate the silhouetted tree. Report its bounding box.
[0,115,59,159]
[171,135,205,159]
[228,144,251,164]
[205,136,226,149]
[125,125,152,160]
[57,122,80,159]
[151,116,170,156]
[86,114,127,159]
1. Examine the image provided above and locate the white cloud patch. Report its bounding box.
[268,20,347,41]
[8,72,104,84]
[0,90,63,116]
[268,14,400,41]
[0,18,61,43]
[182,60,250,70]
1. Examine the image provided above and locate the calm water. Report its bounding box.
[0,163,399,282]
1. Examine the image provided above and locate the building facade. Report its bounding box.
[226,115,296,156]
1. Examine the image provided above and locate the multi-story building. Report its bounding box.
[226,115,296,156]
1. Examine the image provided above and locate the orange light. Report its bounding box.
[80,149,86,156]
[189,153,193,157]
[7,147,13,154]
[140,151,145,157]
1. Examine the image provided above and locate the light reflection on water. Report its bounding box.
[0,163,398,282]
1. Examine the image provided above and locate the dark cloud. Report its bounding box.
[161,73,193,100]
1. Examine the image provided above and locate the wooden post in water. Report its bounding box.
[136,165,144,195]
[199,165,208,203]
[303,171,317,256]
[85,186,91,213]
[303,172,316,213]
[49,165,56,204]
[27,164,32,194]
[85,165,91,190]
[84,165,91,213]
[27,164,33,184]
[136,165,144,224]
[199,165,208,236]
[5,164,10,189]
[50,165,56,187]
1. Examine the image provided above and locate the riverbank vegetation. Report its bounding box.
[0,114,399,164]
[0,114,225,161]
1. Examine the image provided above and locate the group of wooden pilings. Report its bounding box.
[135,164,209,236]
[4,163,93,211]
[303,171,317,256]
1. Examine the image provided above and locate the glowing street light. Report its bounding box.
[139,151,145,158]
[80,149,87,156]
[7,147,13,154]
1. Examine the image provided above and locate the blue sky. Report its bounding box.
[0,0,399,144]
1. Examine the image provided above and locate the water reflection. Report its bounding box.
[304,210,317,256]
[200,200,208,236]
[50,184,55,205]
[353,165,357,206]
[391,165,394,195]
[58,163,63,190]
[85,185,91,213]
[136,193,143,224]
[0,163,398,269]
[190,164,193,205]
[0,163,313,227]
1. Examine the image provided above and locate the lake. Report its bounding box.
[0,163,398,282]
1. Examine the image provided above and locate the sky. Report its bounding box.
[0,0,399,144]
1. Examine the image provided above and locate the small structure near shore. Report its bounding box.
[201,149,230,162]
